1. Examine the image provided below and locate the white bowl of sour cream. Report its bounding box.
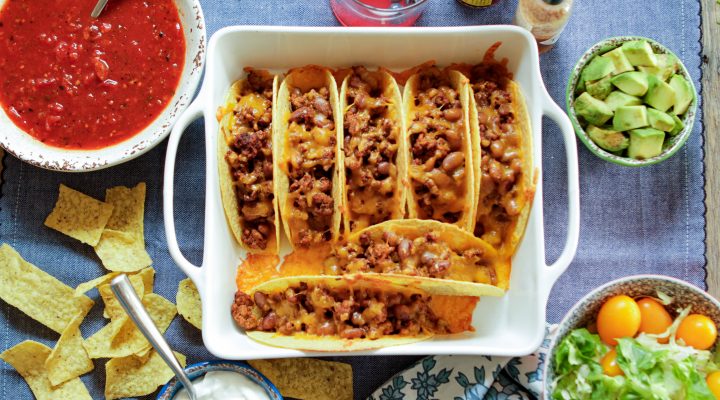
[156,361,282,400]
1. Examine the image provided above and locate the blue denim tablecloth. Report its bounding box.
[0,0,705,399]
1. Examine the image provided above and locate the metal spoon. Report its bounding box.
[90,0,109,18]
[110,275,199,400]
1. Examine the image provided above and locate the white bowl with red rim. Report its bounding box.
[0,0,206,172]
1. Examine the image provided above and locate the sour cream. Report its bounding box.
[173,370,271,400]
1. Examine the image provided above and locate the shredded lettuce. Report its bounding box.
[550,309,719,400]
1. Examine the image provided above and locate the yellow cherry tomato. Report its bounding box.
[597,295,641,346]
[637,298,673,343]
[707,371,720,399]
[676,314,718,350]
[600,348,624,377]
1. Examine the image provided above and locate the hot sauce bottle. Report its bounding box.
[514,0,574,53]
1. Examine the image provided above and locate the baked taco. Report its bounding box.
[323,219,508,296]
[217,69,280,254]
[341,66,407,233]
[231,275,476,351]
[275,66,343,248]
[464,44,535,257]
[403,67,476,231]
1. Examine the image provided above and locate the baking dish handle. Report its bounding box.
[539,98,581,299]
[163,99,204,283]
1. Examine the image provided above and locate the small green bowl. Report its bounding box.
[566,36,697,167]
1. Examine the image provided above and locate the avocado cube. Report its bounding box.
[602,47,634,75]
[581,56,616,82]
[612,71,649,97]
[628,128,665,159]
[575,76,586,94]
[644,75,676,112]
[669,74,694,115]
[574,92,614,126]
[604,91,643,112]
[587,125,629,152]
[586,76,613,100]
[621,40,658,67]
[613,105,648,131]
[637,54,678,82]
[669,114,685,136]
[647,108,676,132]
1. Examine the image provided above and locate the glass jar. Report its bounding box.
[514,0,574,53]
[331,0,429,27]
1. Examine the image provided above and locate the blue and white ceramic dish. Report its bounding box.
[542,275,720,399]
[156,360,283,400]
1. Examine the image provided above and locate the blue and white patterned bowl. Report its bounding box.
[543,275,720,399]
[156,360,283,400]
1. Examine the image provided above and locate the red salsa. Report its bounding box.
[0,0,185,149]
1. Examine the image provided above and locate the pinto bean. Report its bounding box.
[317,321,336,335]
[351,311,366,326]
[490,140,505,159]
[420,251,437,266]
[443,107,462,122]
[398,239,412,260]
[253,292,269,310]
[393,305,411,321]
[441,151,465,173]
[340,327,365,339]
[377,161,391,176]
[261,312,278,330]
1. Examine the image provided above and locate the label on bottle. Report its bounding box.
[457,0,493,7]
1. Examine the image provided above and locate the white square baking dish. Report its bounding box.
[163,25,580,359]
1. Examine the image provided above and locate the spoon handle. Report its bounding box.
[111,275,198,400]
[90,0,109,18]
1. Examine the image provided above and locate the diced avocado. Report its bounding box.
[604,91,642,112]
[586,76,613,100]
[613,105,648,131]
[644,75,676,112]
[669,74,694,115]
[621,40,658,67]
[669,114,685,136]
[581,56,616,82]
[638,54,679,82]
[587,125,629,152]
[574,92,614,126]
[611,71,649,97]
[628,128,665,159]
[575,76,586,94]
[602,47,634,75]
[647,108,675,132]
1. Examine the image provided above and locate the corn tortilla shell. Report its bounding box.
[105,350,186,400]
[176,278,202,329]
[249,358,352,400]
[44,184,114,246]
[74,272,120,296]
[45,313,94,386]
[0,340,91,400]
[99,274,145,320]
[0,244,94,334]
[94,229,152,272]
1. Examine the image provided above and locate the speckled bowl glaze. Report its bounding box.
[543,275,720,398]
[156,361,283,400]
[566,36,697,167]
[0,0,206,172]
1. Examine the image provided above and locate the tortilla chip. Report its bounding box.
[0,341,92,400]
[44,184,114,246]
[134,267,155,294]
[98,274,145,320]
[45,314,94,386]
[176,278,202,329]
[84,293,176,359]
[105,350,186,400]
[0,244,94,334]
[249,358,353,400]
[94,229,152,272]
[74,272,120,296]
[104,183,146,233]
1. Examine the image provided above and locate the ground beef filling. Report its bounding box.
[225,71,275,250]
[408,68,467,223]
[325,231,497,285]
[343,66,399,231]
[231,283,449,339]
[470,63,524,247]
[285,86,336,247]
